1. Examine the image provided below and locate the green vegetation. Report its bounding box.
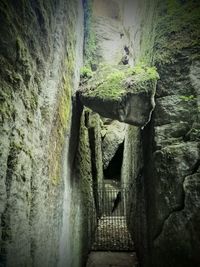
[0,84,13,120]
[80,66,93,78]
[154,0,200,64]
[49,9,76,185]
[83,0,99,68]
[179,95,196,102]
[140,0,200,65]
[94,70,126,99]
[139,0,158,65]
[49,64,73,185]
[86,67,126,99]
[130,63,159,81]
[83,64,159,100]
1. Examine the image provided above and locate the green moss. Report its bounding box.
[60,75,72,127]
[0,103,10,120]
[48,13,76,185]
[130,63,159,81]
[9,139,33,159]
[16,37,32,83]
[0,87,13,120]
[179,95,196,102]
[153,0,200,64]
[30,92,38,110]
[80,66,93,79]
[139,0,158,65]
[139,0,200,65]
[83,64,159,100]
[93,69,126,99]
[49,71,72,185]
[83,0,99,68]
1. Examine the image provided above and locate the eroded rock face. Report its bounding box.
[79,65,158,127]
[92,0,132,65]
[153,169,200,266]
[120,1,200,266]
[147,52,200,267]
[0,1,85,267]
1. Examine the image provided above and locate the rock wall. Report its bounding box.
[92,0,127,65]
[0,1,90,266]
[58,104,103,267]
[87,0,144,67]
[122,0,200,266]
[121,126,144,253]
[146,1,200,265]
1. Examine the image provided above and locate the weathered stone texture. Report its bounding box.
[88,112,104,183]
[121,1,200,267]
[0,1,85,266]
[153,170,200,266]
[148,52,200,267]
[71,110,96,267]
[92,0,130,65]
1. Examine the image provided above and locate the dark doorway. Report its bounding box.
[104,142,124,180]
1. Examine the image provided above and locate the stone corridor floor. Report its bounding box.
[86,252,138,267]
[92,216,134,251]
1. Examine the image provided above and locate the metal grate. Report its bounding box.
[91,182,134,251]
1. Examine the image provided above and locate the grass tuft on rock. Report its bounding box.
[81,64,159,100]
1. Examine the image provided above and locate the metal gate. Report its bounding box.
[91,182,134,251]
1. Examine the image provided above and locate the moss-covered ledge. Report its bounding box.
[78,64,159,127]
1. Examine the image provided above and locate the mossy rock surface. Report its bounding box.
[154,0,200,64]
[79,64,159,126]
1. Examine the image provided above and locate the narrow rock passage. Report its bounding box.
[92,181,134,251]
[86,252,138,267]
[92,215,134,251]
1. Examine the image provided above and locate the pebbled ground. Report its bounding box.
[86,252,138,267]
